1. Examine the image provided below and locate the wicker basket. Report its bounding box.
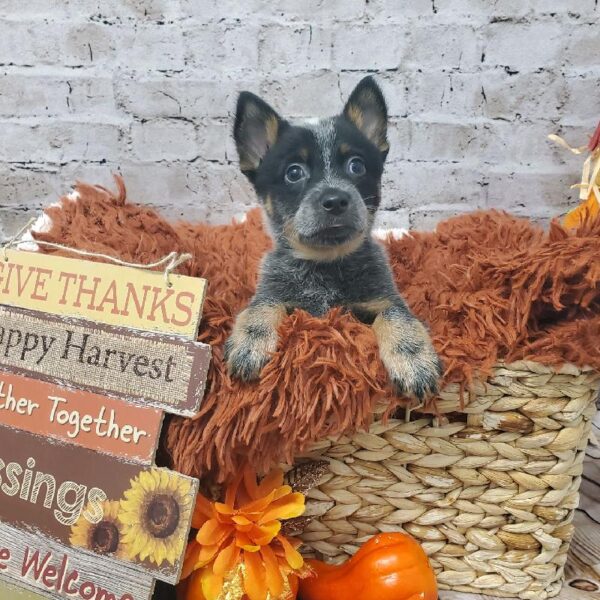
[298,361,600,600]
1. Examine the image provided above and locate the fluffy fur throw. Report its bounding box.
[34,178,600,482]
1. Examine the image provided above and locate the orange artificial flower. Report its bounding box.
[564,192,599,229]
[180,467,306,600]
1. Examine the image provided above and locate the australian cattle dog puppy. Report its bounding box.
[225,77,442,401]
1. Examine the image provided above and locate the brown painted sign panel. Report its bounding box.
[0,249,206,338]
[0,305,211,417]
[0,370,163,464]
[0,521,155,600]
[0,424,198,584]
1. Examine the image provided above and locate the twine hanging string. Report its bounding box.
[1,217,193,287]
[548,133,600,202]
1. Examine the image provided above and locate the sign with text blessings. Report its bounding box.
[0,249,210,600]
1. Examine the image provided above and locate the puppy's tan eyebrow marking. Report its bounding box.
[299,147,309,160]
[339,143,352,155]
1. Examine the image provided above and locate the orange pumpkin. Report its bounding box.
[299,532,437,600]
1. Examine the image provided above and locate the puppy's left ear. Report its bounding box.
[343,76,389,159]
[234,92,283,181]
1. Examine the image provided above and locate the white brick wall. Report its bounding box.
[0,0,598,241]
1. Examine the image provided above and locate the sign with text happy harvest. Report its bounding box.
[0,305,211,417]
[0,249,209,600]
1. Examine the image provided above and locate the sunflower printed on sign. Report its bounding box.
[70,500,128,559]
[119,468,194,567]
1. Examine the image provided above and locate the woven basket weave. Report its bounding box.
[298,360,600,600]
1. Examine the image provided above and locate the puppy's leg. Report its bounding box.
[363,299,442,401]
[225,302,287,381]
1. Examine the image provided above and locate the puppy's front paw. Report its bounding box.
[224,334,273,382]
[224,304,285,382]
[376,317,443,401]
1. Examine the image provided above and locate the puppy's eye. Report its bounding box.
[284,163,308,184]
[347,156,366,177]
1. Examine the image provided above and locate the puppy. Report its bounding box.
[225,76,442,401]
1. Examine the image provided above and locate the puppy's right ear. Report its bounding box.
[234,92,282,181]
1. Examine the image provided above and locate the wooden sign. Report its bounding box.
[0,521,155,600]
[0,424,198,585]
[0,370,163,463]
[0,246,209,598]
[0,249,206,338]
[0,305,211,417]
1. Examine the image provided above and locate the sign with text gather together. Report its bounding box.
[0,370,162,463]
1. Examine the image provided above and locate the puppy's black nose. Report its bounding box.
[320,190,350,215]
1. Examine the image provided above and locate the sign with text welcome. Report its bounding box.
[0,249,206,338]
[0,305,211,417]
[0,425,198,585]
[0,521,155,600]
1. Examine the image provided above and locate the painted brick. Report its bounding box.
[0,71,116,117]
[0,21,116,68]
[486,167,578,224]
[366,0,435,20]
[0,121,123,163]
[260,70,342,117]
[185,25,260,73]
[483,23,566,71]
[406,71,486,119]
[0,163,59,209]
[564,24,600,69]
[259,25,333,75]
[403,119,481,163]
[0,208,41,241]
[332,26,409,71]
[130,119,197,161]
[117,24,185,71]
[381,162,487,211]
[114,75,243,119]
[197,119,230,162]
[563,74,600,122]
[407,25,482,71]
[481,70,567,121]
[261,0,366,22]
[0,2,596,236]
[411,204,478,230]
[179,0,266,22]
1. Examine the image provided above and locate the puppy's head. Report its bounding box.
[234,77,389,261]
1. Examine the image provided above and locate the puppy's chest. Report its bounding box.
[282,265,359,316]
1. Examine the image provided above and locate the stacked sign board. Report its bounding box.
[0,248,211,600]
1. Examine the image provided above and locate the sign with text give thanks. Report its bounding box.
[0,249,207,338]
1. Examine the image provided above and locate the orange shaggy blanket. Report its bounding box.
[34,179,600,482]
